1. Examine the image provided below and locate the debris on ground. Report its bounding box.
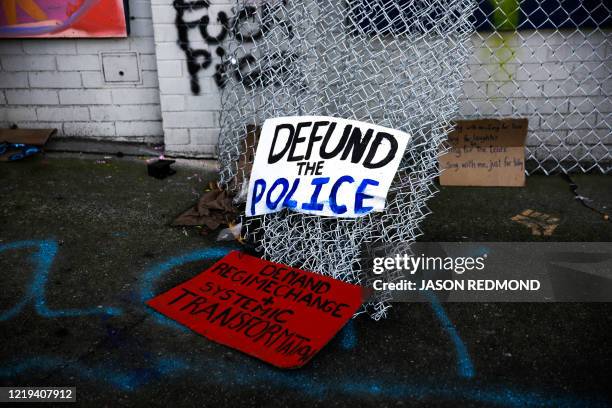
[561,174,610,221]
[173,183,240,236]
[147,159,176,179]
[511,209,560,236]
[0,128,56,162]
[0,142,41,161]
[216,222,243,242]
[187,173,203,183]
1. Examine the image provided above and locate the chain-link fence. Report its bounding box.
[465,0,611,174]
[215,0,610,318]
[217,0,475,319]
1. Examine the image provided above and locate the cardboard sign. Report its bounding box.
[146,251,368,369]
[231,125,260,200]
[0,128,56,146]
[439,119,528,187]
[0,128,56,162]
[246,116,411,217]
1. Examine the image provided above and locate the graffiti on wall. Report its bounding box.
[177,0,611,94]
[0,0,128,38]
[174,0,296,94]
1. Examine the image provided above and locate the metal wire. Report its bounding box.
[216,0,475,319]
[464,1,611,174]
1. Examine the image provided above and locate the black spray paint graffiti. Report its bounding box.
[173,0,295,94]
[173,0,228,94]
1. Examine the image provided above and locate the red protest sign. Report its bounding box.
[146,251,367,369]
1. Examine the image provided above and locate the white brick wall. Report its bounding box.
[148,0,610,162]
[0,0,162,143]
[1,0,610,166]
[150,0,233,157]
[460,29,611,162]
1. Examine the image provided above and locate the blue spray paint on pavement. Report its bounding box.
[139,247,233,328]
[0,240,121,321]
[424,290,475,379]
[340,320,357,350]
[0,356,189,392]
[0,354,606,407]
[3,239,609,406]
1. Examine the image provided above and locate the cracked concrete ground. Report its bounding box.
[0,154,610,407]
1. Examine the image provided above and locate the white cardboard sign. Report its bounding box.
[246,116,410,218]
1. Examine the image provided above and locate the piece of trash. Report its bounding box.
[511,209,559,236]
[173,187,238,235]
[229,125,260,203]
[187,173,203,183]
[216,222,243,242]
[0,142,41,161]
[0,128,56,162]
[574,195,591,203]
[561,174,610,222]
[147,159,176,179]
[96,160,107,164]
[234,178,250,203]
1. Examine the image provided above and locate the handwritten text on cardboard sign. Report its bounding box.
[146,251,367,368]
[246,116,411,218]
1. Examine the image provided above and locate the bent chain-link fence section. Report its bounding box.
[217,0,475,319]
[216,1,610,318]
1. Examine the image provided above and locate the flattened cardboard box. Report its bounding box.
[0,128,56,162]
[231,125,260,193]
[439,119,528,187]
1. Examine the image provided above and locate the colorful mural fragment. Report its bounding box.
[0,0,128,38]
